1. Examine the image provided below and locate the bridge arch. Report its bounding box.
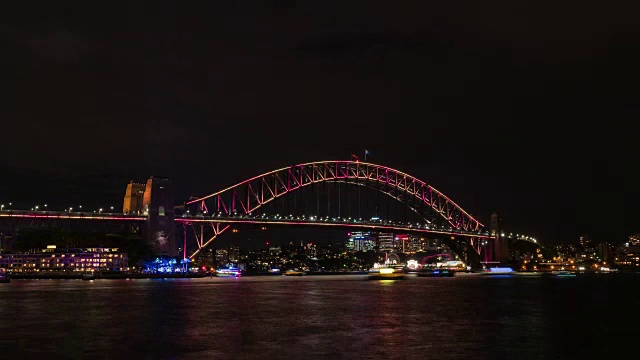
[182,161,484,259]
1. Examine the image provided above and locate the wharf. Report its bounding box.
[8,272,207,280]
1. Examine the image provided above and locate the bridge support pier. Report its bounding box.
[489,212,508,264]
[141,177,177,257]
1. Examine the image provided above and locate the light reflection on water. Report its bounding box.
[1,274,639,359]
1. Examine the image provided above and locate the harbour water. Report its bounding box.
[1,273,639,359]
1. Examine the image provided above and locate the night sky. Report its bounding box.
[2,1,639,246]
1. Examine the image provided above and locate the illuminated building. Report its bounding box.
[304,243,318,258]
[377,232,394,252]
[347,231,376,252]
[628,233,640,246]
[215,249,228,264]
[394,234,410,253]
[579,235,592,249]
[0,245,128,273]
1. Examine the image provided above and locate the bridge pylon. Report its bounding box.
[489,212,508,263]
[131,177,177,257]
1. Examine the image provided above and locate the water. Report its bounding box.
[1,273,639,359]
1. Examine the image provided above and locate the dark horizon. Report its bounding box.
[3,1,639,246]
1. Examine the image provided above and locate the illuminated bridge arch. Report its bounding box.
[183,161,484,258]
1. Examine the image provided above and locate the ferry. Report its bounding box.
[0,268,9,283]
[367,267,405,280]
[216,267,241,277]
[284,269,306,276]
[482,267,515,276]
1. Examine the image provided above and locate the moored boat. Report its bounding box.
[417,268,455,277]
[0,268,10,283]
[548,270,576,277]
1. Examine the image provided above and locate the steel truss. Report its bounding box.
[182,161,486,259]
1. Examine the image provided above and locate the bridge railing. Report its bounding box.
[176,212,493,237]
[0,210,146,220]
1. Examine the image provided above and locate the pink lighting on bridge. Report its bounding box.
[174,217,491,238]
[183,160,484,233]
[0,213,146,221]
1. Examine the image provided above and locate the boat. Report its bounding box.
[417,268,455,277]
[0,268,10,283]
[82,271,96,280]
[367,267,406,280]
[284,269,306,276]
[549,270,576,277]
[482,267,515,276]
[215,267,241,277]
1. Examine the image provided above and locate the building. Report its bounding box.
[346,231,376,252]
[377,232,394,252]
[0,245,128,273]
[394,234,410,253]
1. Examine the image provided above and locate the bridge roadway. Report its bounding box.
[0,210,492,239]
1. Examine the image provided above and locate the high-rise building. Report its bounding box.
[394,234,410,253]
[596,242,613,263]
[579,235,592,249]
[377,232,394,252]
[346,231,376,252]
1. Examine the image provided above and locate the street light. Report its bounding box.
[99,208,103,214]
[35,205,39,211]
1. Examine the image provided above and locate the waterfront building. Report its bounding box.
[614,241,640,269]
[0,245,128,273]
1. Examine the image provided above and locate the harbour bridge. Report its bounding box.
[0,160,530,268]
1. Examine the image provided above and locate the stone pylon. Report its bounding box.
[489,212,508,263]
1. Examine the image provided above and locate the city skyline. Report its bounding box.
[3,1,639,246]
